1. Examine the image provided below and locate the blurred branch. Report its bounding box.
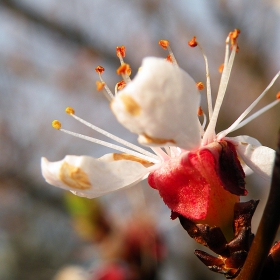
[0,0,117,63]
[236,130,280,280]
[0,171,67,212]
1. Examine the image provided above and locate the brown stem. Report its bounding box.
[236,131,280,280]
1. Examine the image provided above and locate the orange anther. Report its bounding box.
[219,64,224,73]
[231,29,240,39]
[166,54,173,63]
[188,36,198,47]
[229,29,240,46]
[116,63,131,76]
[276,92,280,99]
[196,82,204,90]
[96,81,105,91]
[159,40,169,50]
[197,106,204,116]
[116,46,126,58]
[117,80,126,90]
[95,65,105,74]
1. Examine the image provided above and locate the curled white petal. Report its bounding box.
[111,57,201,150]
[241,164,254,176]
[226,135,262,147]
[227,136,275,181]
[41,154,150,198]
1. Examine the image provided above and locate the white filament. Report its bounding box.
[167,45,178,67]
[198,43,213,119]
[60,128,160,163]
[218,71,280,138]
[150,147,170,161]
[228,99,280,133]
[202,44,237,144]
[70,113,158,160]
[98,73,114,100]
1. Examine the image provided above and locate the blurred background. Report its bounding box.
[0,0,280,279]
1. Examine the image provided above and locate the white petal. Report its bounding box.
[227,135,262,147]
[41,154,150,198]
[242,164,254,176]
[111,57,201,150]
[228,136,275,181]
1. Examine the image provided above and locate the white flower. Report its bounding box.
[41,30,280,202]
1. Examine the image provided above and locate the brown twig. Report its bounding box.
[236,130,280,280]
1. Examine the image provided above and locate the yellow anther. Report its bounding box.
[196,82,204,90]
[65,107,75,115]
[52,120,61,130]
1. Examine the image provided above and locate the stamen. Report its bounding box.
[201,112,207,130]
[203,43,237,145]
[188,37,198,47]
[224,98,280,134]
[150,147,170,161]
[218,72,280,138]
[95,66,114,100]
[223,36,230,70]
[116,46,131,83]
[197,106,207,131]
[229,29,240,46]
[199,122,205,138]
[116,63,131,84]
[196,106,205,137]
[197,106,204,116]
[190,37,213,120]
[65,108,159,160]
[158,40,169,50]
[198,43,213,119]
[158,40,178,66]
[65,107,75,115]
[117,80,126,90]
[164,146,172,157]
[116,46,126,61]
[166,54,173,63]
[96,81,105,91]
[52,120,61,130]
[196,82,204,90]
[169,147,182,157]
[59,128,160,164]
[116,64,131,75]
[114,80,126,95]
[95,65,105,74]
[206,30,238,134]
